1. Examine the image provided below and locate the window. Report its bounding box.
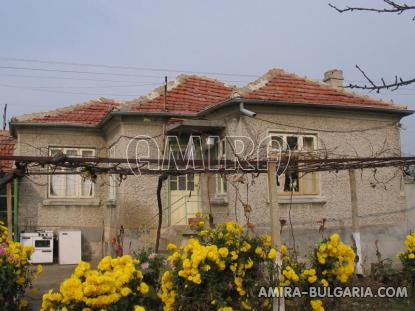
[169,174,195,191]
[108,147,117,200]
[48,147,95,198]
[216,139,227,194]
[269,133,319,195]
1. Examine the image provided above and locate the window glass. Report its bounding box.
[303,137,315,152]
[48,147,95,198]
[287,136,298,150]
[169,176,178,191]
[187,174,194,191]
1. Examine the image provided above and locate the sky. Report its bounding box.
[0,0,414,154]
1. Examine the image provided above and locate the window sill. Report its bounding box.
[276,196,327,204]
[211,194,228,206]
[106,199,117,208]
[43,198,101,207]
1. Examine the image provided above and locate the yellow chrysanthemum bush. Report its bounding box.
[278,233,356,311]
[161,221,278,311]
[41,255,156,311]
[0,221,40,310]
[398,233,415,284]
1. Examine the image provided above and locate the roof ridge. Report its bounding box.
[15,97,124,122]
[123,74,235,111]
[237,68,406,109]
[236,68,287,96]
[288,70,405,108]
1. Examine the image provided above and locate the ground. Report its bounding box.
[27,264,77,311]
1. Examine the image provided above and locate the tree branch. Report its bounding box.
[329,1,415,20]
[345,65,415,92]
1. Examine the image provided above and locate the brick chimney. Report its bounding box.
[323,69,344,88]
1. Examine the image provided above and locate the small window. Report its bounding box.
[48,147,95,198]
[270,133,319,196]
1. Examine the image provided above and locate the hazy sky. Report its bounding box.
[0,0,414,153]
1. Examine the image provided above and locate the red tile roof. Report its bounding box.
[0,131,15,171]
[127,75,234,113]
[13,69,407,126]
[16,98,121,125]
[239,69,398,109]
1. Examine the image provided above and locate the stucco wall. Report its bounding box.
[13,105,411,263]
[15,127,106,260]
[206,105,409,262]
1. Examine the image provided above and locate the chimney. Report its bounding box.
[323,69,344,88]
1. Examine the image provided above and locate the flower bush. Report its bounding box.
[398,233,415,285]
[41,255,158,311]
[160,221,278,310]
[278,233,356,311]
[133,249,168,310]
[0,220,39,310]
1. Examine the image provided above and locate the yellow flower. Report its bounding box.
[139,282,149,294]
[255,247,264,257]
[134,306,145,311]
[37,264,43,274]
[310,299,324,311]
[320,279,329,287]
[408,253,415,259]
[121,287,132,297]
[218,247,229,257]
[268,248,277,260]
[167,243,177,251]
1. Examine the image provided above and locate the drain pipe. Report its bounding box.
[239,102,256,117]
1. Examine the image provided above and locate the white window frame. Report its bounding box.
[48,147,95,198]
[215,138,227,194]
[268,132,319,196]
[108,146,117,201]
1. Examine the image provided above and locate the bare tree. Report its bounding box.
[329,1,415,91]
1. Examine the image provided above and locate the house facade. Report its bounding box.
[7,68,413,262]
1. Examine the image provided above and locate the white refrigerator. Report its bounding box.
[58,230,82,265]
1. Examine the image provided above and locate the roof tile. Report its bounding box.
[0,131,15,170]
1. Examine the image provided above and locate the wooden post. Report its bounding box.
[268,162,285,311]
[348,169,363,275]
[6,182,12,240]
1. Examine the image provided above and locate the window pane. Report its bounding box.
[178,175,186,190]
[187,174,194,191]
[66,174,77,196]
[82,150,94,157]
[170,176,177,191]
[303,137,315,152]
[81,178,93,197]
[65,149,78,156]
[271,136,284,150]
[50,175,65,196]
[284,169,299,192]
[287,136,298,150]
[303,172,317,194]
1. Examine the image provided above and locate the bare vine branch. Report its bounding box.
[346,65,415,92]
[329,1,415,20]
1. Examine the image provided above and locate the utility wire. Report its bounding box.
[0,65,163,79]
[0,83,141,97]
[0,56,259,78]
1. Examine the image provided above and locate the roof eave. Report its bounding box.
[198,98,414,117]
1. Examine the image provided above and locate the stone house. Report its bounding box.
[7,68,414,262]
